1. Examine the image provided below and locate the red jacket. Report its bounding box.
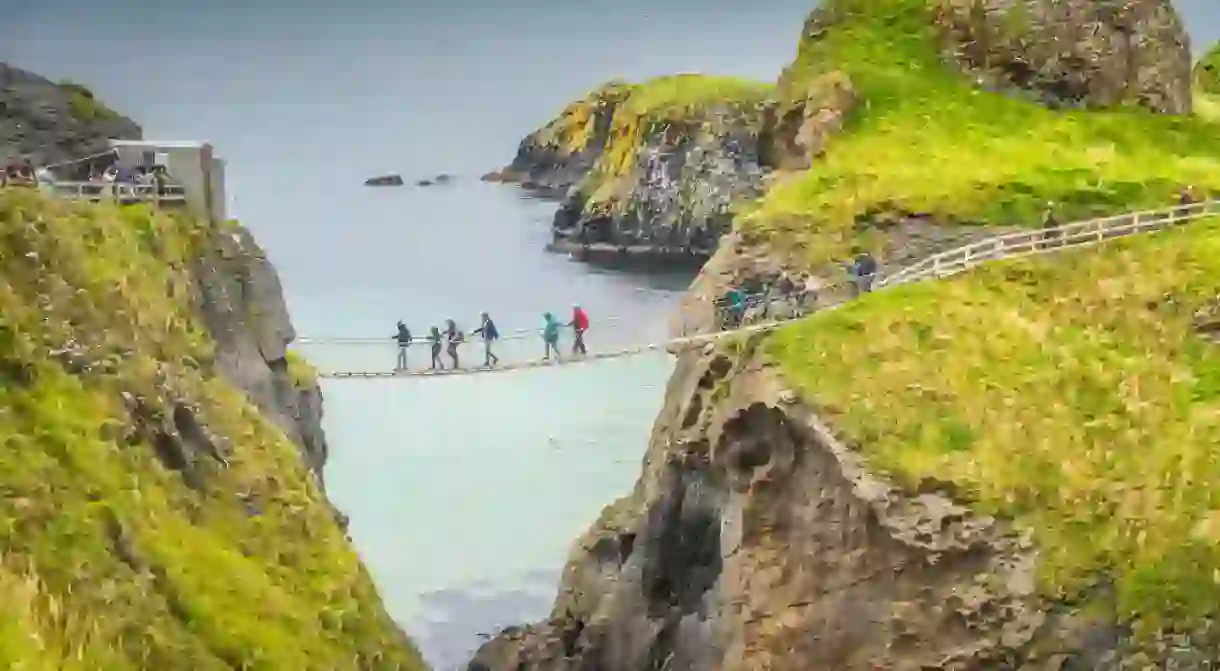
[573,308,589,331]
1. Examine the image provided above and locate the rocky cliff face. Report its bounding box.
[0,62,142,167]
[191,222,331,482]
[935,0,1193,113]
[471,0,1220,669]
[487,76,857,260]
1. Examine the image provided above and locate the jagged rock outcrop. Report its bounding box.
[0,63,141,167]
[935,0,1193,113]
[490,76,856,261]
[191,222,331,481]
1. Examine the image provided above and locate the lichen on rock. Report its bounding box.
[934,0,1193,113]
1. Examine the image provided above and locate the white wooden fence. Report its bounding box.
[880,200,1220,287]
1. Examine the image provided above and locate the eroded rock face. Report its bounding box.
[493,77,859,262]
[936,0,1193,113]
[550,106,768,257]
[468,332,1051,670]
[190,222,330,482]
[0,63,142,166]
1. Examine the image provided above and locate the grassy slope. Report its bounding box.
[0,190,424,670]
[1196,43,1220,122]
[742,0,1220,268]
[770,218,1220,633]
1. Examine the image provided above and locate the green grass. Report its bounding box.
[57,80,119,122]
[1195,42,1220,96]
[0,190,424,669]
[286,350,320,390]
[620,74,772,117]
[769,217,1220,634]
[740,0,1220,268]
[1197,43,1220,122]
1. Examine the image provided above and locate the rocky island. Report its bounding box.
[472,0,1220,668]
[0,64,424,670]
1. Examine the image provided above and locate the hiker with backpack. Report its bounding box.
[568,304,590,355]
[444,319,464,369]
[393,320,413,372]
[542,312,562,362]
[471,312,501,367]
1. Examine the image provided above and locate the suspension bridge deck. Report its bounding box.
[303,199,1220,380]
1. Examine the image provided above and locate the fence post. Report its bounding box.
[932,256,942,277]
[1131,212,1141,232]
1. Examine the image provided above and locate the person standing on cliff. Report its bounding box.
[393,321,412,372]
[428,326,445,371]
[542,313,562,362]
[1040,202,1061,250]
[853,251,878,295]
[471,312,501,367]
[444,319,464,369]
[568,304,589,356]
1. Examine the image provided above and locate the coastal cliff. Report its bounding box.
[0,69,424,669]
[473,1,1220,668]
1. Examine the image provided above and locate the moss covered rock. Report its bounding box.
[489,75,774,259]
[935,0,1193,113]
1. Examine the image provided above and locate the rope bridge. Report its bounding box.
[301,199,1220,380]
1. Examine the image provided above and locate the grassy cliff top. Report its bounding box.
[0,190,423,670]
[770,218,1220,634]
[1196,43,1220,95]
[740,0,1220,268]
[536,74,771,156]
[1197,43,1220,121]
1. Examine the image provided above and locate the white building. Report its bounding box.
[108,139,228,224]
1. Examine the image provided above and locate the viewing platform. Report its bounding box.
[5,139,228,224]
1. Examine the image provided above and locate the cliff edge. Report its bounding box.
[472,1,1220,669]
[0,70,424,669]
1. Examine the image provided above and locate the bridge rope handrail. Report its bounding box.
[313,198,1220,378]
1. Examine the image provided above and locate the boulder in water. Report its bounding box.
[364,174,404,187]
[416,173,455,187]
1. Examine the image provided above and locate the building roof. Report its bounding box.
[108,139,211,150]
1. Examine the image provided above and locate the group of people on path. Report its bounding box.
[714,251,878,330]
[391,305,591,373]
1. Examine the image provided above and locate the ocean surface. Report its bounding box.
[3,2,1218,668]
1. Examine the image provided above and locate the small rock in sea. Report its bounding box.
[416,173,455,187]
[364,174,404,187]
